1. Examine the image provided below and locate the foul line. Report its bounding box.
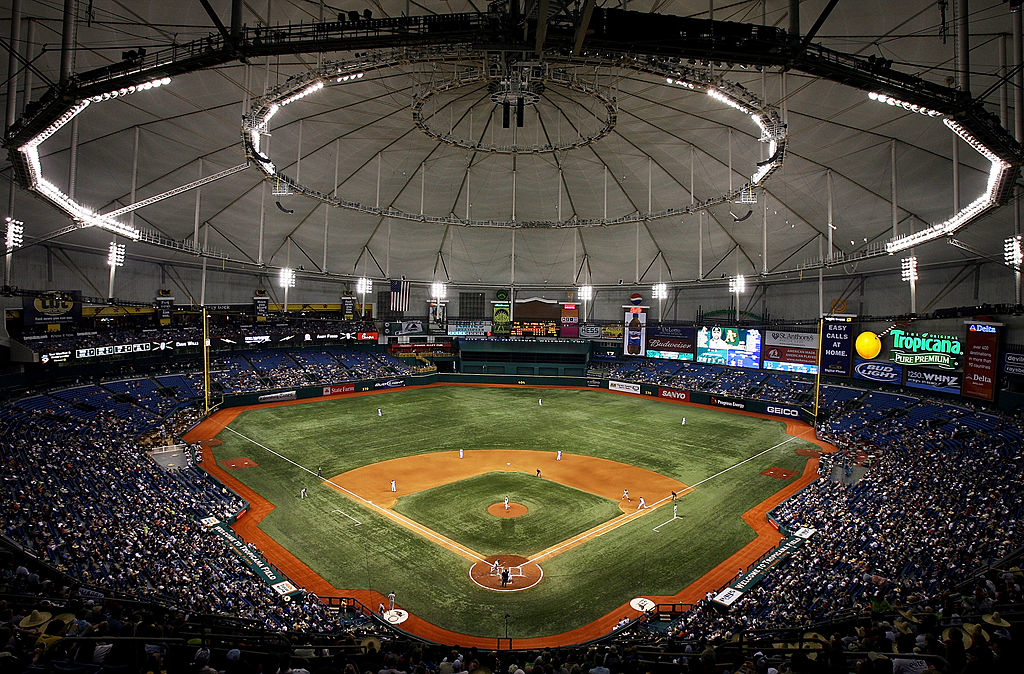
[524,431,807,567]
[331,509,362,526]
[220,425,488,563]
[652,516,680,532]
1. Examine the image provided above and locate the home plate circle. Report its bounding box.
[383,609,408,625]
[630,597,656,612]
[469,555,543,592]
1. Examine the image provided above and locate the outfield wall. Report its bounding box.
[218,373,814,423]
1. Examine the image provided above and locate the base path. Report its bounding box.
[186,382,837,649]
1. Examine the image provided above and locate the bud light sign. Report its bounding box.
[853,360,902,383]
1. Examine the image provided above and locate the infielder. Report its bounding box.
[621,488,630,502]
[390,479,397,492]
[636,496,647,510]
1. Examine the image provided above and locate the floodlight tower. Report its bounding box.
[107,241,125,299]
[1005,235,1022,306]
[4,217,24,287]
[901,256,918,314]
[279,267,296,313]
[729,275,745,322]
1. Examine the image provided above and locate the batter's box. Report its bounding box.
[761,467,797,480]
[223,457,259,470]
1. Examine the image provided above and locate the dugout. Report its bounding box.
[458,340,589,376]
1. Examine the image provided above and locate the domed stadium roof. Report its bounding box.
[2,0,1022,302]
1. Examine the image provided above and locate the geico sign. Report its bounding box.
[766,406,800,417]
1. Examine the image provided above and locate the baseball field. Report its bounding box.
[194,384,826,645]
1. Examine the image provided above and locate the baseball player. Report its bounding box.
[387,591,396,610]
[556,449,562,461]
[377,408,382,417]
[390,479,397,492]
[300,487,307,499]
[621,488,630,502]
[636,496,647,510]
[504,495,510,511]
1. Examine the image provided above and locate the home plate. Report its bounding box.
[629,597,656,612]
[383,609,408,625]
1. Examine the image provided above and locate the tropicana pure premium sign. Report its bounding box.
[888,328,961,369]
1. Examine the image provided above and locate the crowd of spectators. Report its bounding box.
[0,404,345,643]
[606,359,814,404]
[660,394,1023,672]
[209,350,412,393]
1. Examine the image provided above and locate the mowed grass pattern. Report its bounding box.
[394,471,623,556]
[212,385,817,638]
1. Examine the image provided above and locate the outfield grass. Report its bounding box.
[212,385,817,639]
[393,471,623,556]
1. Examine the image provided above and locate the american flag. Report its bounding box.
[390,279,410,312]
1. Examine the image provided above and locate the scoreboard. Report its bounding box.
[511,321,558,337]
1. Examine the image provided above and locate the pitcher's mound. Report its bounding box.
[488,502,527,518]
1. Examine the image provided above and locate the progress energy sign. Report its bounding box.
[762,330,818,374]
[962,322,1002,401]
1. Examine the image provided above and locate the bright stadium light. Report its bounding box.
[278,267,296,288]
[578,285,594,301]
[356,277,372,294]
[729,275,745,321]
[900,256,918,282]
[431,282,447,301]
[651,283,668,300]
[1006,235,1023,269]
[107,241,125,268]
[901,256,918,314]
[107,241,125,299]
[5,217,24,252]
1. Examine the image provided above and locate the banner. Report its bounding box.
[384,320,426,337]
[341,296,356,320]
[1003,351,1024,380]
[253,295,269,320]
[905,368,962,395]
[156,296,174,321]
[623,308,647,356]
[853,359,903,384]
[962,322,1001,401]
[23,291,82,326]
[729,536,805,594]
[579,324,602,339]
[762,330,818,374]
[428,301,447,332]
[258,390,296,402]
[373,378,406,389]
[447,320,491,337]
[207,521,303,598]
[322,384,355,396]
[609,380,641,394]
[560,303,580,338]
[888,328,961,370]
[821,317,854,377]
[711,396,746,410]
[492,301,511,335]
[600,324,624,339]
[763,404,802,418]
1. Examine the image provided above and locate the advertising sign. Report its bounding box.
[696,326,762,369]
[492,301,511,335]
[658,388,689,402]
[609,380,641,394]
[623,308,647,356]
[821,317,853,377]
[23,291,82,326]
[579,324,602,339]
[600,324,624,339]
[711,396,746,410]
[962,322,1001,401]
[888,328,962,369]
[341,296,356,320]
[257,390,297,402]
[764,405,802,418]
[322,384,356,396]
[853,359,903,384]
[762,330,818,374]
[560,303,580,338]
[373,378,406,389]
[905,368,962,395]
[156,296,174,320]
[646,328,695,361]
[253,295,269,319]
[447,320,492,337]
[1003,351,1024,380]
[385,320,426,337]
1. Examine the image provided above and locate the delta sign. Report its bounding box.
[855,328,961,370]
